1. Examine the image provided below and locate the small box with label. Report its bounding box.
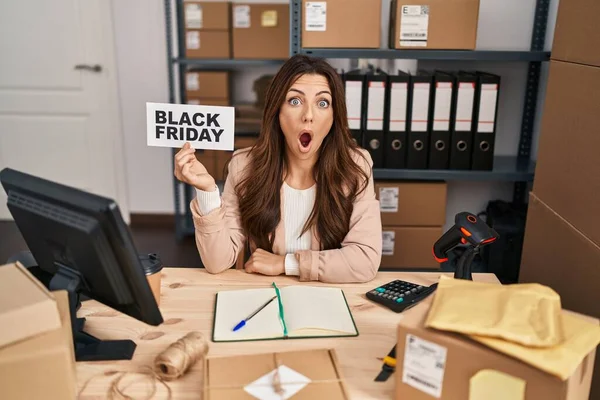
[395,301,597,400]
[232,3,290,59]
[389,0,480,50]
[301,0,381,48]
[375,181,447,226]
[184,1,231,58]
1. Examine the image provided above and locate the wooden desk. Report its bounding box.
[76,269,499,399]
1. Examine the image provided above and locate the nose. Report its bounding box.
[302,103,313,123]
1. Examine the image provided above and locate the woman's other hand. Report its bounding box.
[245,249,285,276]
[174,142,216,191]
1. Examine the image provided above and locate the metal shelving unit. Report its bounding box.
[164,0,280,239]
[290,0,550,205]
[166,0,551,240]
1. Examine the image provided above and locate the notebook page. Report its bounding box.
[213,288,283,341]
[280,286,357,336]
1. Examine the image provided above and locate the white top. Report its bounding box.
[196,182,317,276]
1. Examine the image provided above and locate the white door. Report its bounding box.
[0,0,129,221]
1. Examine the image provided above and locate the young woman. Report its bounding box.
[174,54,382,283]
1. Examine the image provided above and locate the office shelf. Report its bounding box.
[173,58,285,69]
[299,49,551,62]
[373,156,535,182]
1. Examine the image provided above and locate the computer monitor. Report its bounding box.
[0,168,164,362]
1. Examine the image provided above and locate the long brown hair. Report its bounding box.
[234,54,369,251]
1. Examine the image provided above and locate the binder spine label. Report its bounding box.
[399,5,429,47]
[390,83,408,132]
[382,231,396,256]
[477,84,498,133]
[345,81,363,130]
[379,187,399,212]
[305,2,327,31]
[433,82,452,131]
[456,82,475,131]
[367,82,385,131]
[411,83,431,132]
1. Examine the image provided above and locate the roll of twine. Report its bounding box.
[77,331,209,400]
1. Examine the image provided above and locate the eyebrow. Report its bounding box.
[288,88,332,96]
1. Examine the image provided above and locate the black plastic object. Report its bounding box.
[140,253,163,276]
[0,167,163,362]
[366,279,438,313]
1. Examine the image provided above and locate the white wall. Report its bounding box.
[111,0,560,228]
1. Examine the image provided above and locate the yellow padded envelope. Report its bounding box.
[426,276,600,380]
[425,276,564,347]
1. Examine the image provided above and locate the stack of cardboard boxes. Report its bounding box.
[375,181,447,269]
[301,0,480,50]
[183,1,289,60]
[518,0,600,397]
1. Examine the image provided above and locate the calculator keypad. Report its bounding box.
[366,280,433,312]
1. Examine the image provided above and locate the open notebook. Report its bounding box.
[212,285,358,342]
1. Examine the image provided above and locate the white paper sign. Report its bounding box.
[402,334,447,398]
[146,102,234,150]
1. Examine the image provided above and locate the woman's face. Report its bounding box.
[279,73,334,161]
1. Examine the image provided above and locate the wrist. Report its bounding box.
[196,178,216,192]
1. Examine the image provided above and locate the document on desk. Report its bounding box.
[212,286,358,342]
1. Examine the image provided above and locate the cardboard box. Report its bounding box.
[185,71,230,99]
[204,349,349,399]
[552,0,600,67]
[301,0,381,48]
[0,289,76,400]
[519,192,600,398]
[0,262,62,349]
[395,302,597,400]
[232,3,289,59]
[197,136,257,181]
[531,61,600,246]
[375,181,447,226]
[185,30,231,59]
[184,1,230,31]
[381,226,443,269]
[390,0,480,50]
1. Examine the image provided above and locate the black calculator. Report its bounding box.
[366,280,438,313]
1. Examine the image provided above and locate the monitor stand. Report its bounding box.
[49,264,137,362]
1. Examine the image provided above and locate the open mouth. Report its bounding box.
[299,131,313,149]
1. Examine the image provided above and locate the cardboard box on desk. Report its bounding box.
[232,3,289,59]
[301,0,381,48]
[0,264,76,400]
[395,302,596,400]
[390,0,480,50]
[204,349,349,400]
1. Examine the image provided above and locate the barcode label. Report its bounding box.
[185,4,202,29]
[402,334,447,398]
[382,231,395,256]
[234,5,251,28]
[379,187,399,212]
[305,2,326,31]
[186,31,200,50]
[399,5,429,47]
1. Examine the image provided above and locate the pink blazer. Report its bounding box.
[190,147,383,283]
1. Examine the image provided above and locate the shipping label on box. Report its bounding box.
[185,3,203,29]
[234,5,251,28]
[305,2,327,31]
[379,187,399,213]
[402,333,447,398]
[146,102,234,150]
[399,5,429,47]
[383,230,396,256]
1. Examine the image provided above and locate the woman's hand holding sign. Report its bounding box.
[174,142,216,192]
